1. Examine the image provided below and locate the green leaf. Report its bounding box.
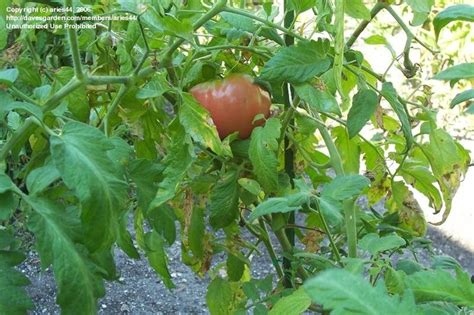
[400,161,442,212]
[344,0,371,20]
[249,179,312,221]
[50,122,128,252]
[405,269,474,307]
[421,129,470,223]
[359,233,406,255]
[219,12,284,45]
[26,196,105,314]
[238,178,262,196]
[54,68,89,122]
[269,287,311,315]
[347,89,378,138]
[189,207,205,258]
[406,0,434,26]
[16,57,41,87]
[304,269,419,315]
[206,277,233,315]
[136,73,170,99]
[322,174,370,201]
[432,63,474,81]
[0,68,18,86]
[450,89,474,108]
[227,254,245,282]
[294,83,341,115]
[261,40,331,83]
[380,82,413,149]
[147,205,176,246]
[249,118,281,192]
[288,0,316,14]
[433,4,474,39]
[26,162,60,195]
[209,169,240,229]
[0,173,14,193]
[129,159,164,210]
[0,192,15,221]
[1,101,43,121]
[149,120,194,210]
[333,126,360,174]
[0,250,33,314]
[387,181,428,237]
[0,17,6,50]
[180,93,231,157]
[144,231,174,289]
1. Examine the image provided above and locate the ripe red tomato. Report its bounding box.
[190,74,271,139]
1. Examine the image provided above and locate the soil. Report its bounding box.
[21,222,474,315]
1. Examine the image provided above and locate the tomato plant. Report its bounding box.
[190,74,271,139]
[0,0,473,314]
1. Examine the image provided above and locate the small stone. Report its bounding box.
[101,304,107,309]
[120,304,130,312]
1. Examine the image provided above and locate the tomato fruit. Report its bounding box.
[190,74,271,139]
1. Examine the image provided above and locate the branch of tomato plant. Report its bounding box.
[8,86,41,106]
[346,2,386,49]
[271,218,310,281]
[64,0,84,80]
[384,5,437,55]
[222,6,305,42]
[242,215,284,279]
[305,107,360,258]
[202,45,272,58]
[317,111,394,177]
[1,78,83,161]
[309,202,342,264]
[279,0,298,289]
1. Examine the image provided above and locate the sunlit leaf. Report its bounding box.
[249,118,281,192]
[433,4,474,39]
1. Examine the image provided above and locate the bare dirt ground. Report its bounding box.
[22,183,474,315]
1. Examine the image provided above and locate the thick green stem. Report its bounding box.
[273,222,310,281]
[161,0,227,67]
[344,200,357,258]
[312,112,359,258]
[311,204,341,263]
[102,85,129,136]
[64,0,84,80]
[282,0,296,289]
[258,219,285,279]
[384,5,437,55]
[1,78,82,161]
[9,86,40,105]
[346,2,385,49]
[313,112,344,176]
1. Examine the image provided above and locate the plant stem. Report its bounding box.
[346,2,385,49]
[258,219,285,279]
[223,6,305,41]
[161,0,228,67]
[310,204,341,264]
[281,0,297,288]
[1,78,82,161]
[102,85,128,136]
[244,218,284,279]
[384,5,437,55]
[9,86,40,105]
[344,199,357,258]
[313,112,345,176]
[64,0,84,80]
[273,222,310,281]
[86,75,130,85]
